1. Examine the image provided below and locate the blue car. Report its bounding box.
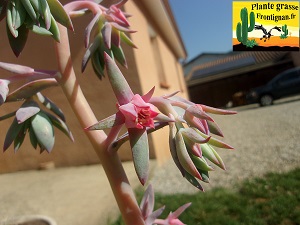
[246,67,300,106]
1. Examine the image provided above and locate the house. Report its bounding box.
[184,51,300,107]
[0,0,187,173]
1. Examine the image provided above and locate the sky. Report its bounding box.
[169,0,234,62]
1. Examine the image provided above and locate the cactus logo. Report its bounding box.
[233,1,299,51]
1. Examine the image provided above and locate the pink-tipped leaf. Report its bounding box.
[16,100,40,124]
[175,131,202,180]
[104,52,134,105]
[6,78,58,102]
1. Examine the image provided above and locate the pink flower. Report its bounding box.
[118,94,159,129]
[155,203,191,225]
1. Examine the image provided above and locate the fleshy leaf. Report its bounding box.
[84,12,101,48]
[145,206,165,225]
[140,184,154,219]
[169,120,185,176]
[186,105,214,122]
[197,130,234,149]
[14,120,29,152]
[104,52,134,105]
[180,127,210,144]
[36,92,65,121]
[175,131,202,180]
[201,143,225,170]
[7,23,29,57]
[91,50,105,79]
[102,22,112,49]
[197,168,210,183]
[120,32,137,48]
[200,104,237,115]
[6,78,58,102]
[29,126,38,149]
[183,171,204,191]
[82,35,101,72]
[16,100,40,123]
[85,112,125,130]
[3,118,24,151]
[46,0,73,30]
[0,62,34,74]
[128,128,149,185]
[190,154,214,171]
[30,111,55,152]
[44,111,74,142]
[207,120,224,137]
[111,44,127,68]
[0,0,8,21]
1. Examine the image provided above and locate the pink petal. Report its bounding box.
[131,94,150,108]
[169,203,192,220]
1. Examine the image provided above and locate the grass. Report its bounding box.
[109,168,300,225]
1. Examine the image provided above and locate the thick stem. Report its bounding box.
[54,24,145,225]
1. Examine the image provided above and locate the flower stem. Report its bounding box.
[53,24,145,225]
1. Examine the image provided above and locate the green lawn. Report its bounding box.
[110,168,300,225]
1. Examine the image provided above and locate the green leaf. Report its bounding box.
[111,44,127,68]
[7,1,18,37]
[44,111,74,142]
[120,32,137,48]
[29,126,38,149]
[14,120,30,152]
[91,50,105,80]
[20,0,37,21]
[36,92,65,121]
[104,52,134,105]
[190,154,214,171]
[30,111,54,152]
[30,19,52,36]
[86,112,124,130]
[183,171,204,191]
[48,15,60,41]
[175,131,202,180]
[7,23,29,57]
[82,35,100,72]
[3,118,24,151]
[46,0,73,30]
[0,0,8,21]
[128,128,149,185]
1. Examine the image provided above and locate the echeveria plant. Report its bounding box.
[0,0,236,224]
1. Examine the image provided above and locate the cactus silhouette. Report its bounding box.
[236,7,255,45]
[281,24,288,39]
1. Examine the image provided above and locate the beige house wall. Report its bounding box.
[0,0,187,172]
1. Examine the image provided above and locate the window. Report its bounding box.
[149,25,170,89]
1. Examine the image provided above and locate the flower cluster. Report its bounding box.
[65,0,136,80]
[140,184,191,225]
[86,53,236,189]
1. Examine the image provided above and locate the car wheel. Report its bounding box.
[259,94,273,106]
